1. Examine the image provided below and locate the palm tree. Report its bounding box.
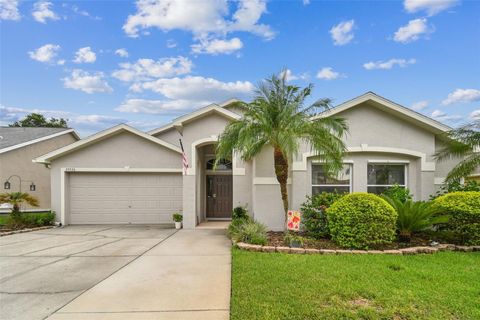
[216,71,348,229]
[435,120,480,182]
[0,192,39,218]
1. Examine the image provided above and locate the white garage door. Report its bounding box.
[69,172,182,224]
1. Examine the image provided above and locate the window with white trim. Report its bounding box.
[367,164,406,194]
[311,163,352,195]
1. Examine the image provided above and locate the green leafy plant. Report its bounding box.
[434,120,480,182]
[382,196,449,242]
[327,193,397,249]
[3,211,55,229]
[300,192,345,238]
[233,206,249,220]
[216,70,348,230]
[0,192,39,220]
[172,213,183,222]
[284,232,305,248]
[230,219,268,245]
[381,184,412,203]
[430,180,480,200]
[434,191,480,245]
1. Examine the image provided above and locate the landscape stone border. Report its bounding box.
[0,226,55,237]
[235,242,480,255]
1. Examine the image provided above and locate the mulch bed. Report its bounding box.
[267,231,433,250]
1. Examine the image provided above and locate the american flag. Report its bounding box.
[179,139,188,175]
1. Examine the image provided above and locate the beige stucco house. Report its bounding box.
[34,92,461,230]
[0,127,79,211]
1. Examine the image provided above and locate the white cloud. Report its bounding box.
[28,44,61,64]
[363,58,416,70]
[122,0,274,40]
[70,4,101,20]
[303,0,310,5]
[63,69,113,94]
[442,89,480,105]
[329,20,355,46]
[135,76,254,102]
[116,99,199,114]
[316,67,342,80]
[0,0,21,21]
[32,1,59,23]
[404,0,459,16]
[115,48,129,58]
[471,110,480,120]
[410,100,429,111]
[191,37,243,55]
[166,39,177,48]
[73,47,97,64]
[393,18,433,43]
[112,56,193,82]
[430,109,462,122]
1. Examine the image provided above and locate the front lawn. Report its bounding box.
[231,249,480,319]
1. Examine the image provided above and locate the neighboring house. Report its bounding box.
[0,127,79,212]
[34,92,460,230]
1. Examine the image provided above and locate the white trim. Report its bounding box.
[149,104,241,135]
[292,146,435,172]
[311,92,451,133]
[253,177,292,185]
[368,160,410,164]
[0,129,79,154]
[60,168,66,225]
[34,124,182,164]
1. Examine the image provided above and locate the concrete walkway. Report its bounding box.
[0,226,231,320]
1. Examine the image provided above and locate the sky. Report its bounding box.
[0,0,479,137]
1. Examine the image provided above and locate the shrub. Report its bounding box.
[381,184,412,203]
[284,233,305,248]
[4,211,55,229]
[230,219,267,245]
[300,192,345,238]
[232,206,249,220]
[434,191,480,245]
[382,196,449,242]
[327,193,397,249]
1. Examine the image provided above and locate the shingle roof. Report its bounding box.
[0,127,72,149]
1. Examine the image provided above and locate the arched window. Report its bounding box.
[206,158,232,170]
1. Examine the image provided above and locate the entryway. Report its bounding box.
[206,175,233,219]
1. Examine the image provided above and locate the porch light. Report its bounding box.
[4,181,10,190]
[30,183,36,192]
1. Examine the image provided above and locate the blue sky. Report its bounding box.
[1,0,479,136]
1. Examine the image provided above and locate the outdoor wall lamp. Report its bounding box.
[3,175,36,192]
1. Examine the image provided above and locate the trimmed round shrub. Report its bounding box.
[434,191,480,245]
[327,193,397,249]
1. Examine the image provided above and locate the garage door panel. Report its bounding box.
[69,172,182,224]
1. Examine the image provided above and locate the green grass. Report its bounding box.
[231,249,480,320]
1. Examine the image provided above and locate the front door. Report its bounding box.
[206,175,233,218]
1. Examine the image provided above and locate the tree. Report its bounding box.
[0,192,39,219]
[9,113,68,128]
[216,71,348,229]
[435,120,480,182]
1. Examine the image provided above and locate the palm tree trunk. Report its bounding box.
[273,147,289,229]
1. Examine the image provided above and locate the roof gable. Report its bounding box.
[34,124,181,164]
[0,128,79,154]
[149,102,241,135]
[312,92,452,134]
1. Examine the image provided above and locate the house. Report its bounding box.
[34,92,460,230]
[0,127,79,211]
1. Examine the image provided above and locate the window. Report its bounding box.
[311,163,352,195]
[206,158,232,170]
[367,164,406,194]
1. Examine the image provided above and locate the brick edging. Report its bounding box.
[0,226,55,237]
[235,242,480,255]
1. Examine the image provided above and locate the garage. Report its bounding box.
[68,172,182,224]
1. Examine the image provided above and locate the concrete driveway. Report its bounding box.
[0,226,231,320]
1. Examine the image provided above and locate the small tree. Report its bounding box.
[0,192,39,219]
[216,71,348,230]
[10,113,68,128]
